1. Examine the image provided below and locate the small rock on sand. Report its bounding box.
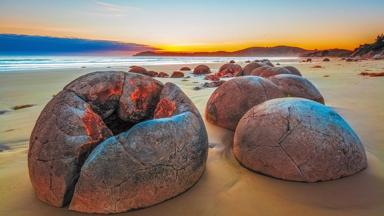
[0,110,10,115]
[171,71,184,78]
[193,81,225,90]
[157,72,169,77]
[359,72,384,77]
[180,67,191,71]
[0,144,10,152]
[12,104,35,110]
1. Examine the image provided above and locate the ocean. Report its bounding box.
[0,56,298,72]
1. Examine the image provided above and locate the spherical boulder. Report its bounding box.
[260,59,274,67]
[180,66,191,71]
[171,71,184,78]
[250,66,293,78]
[218,63,242,76]
[129,66,147,74]
[283,66,302,76]
[193,65,211,75]
[28,71,208,213]
[242,62,264,75]
[205,76,285,130]
[157,72,169,77]
[234,98,367,182]
[269,74,324,104]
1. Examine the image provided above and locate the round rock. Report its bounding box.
[250,66,294,78]
[28,71,208,213]
[269,74,324,104]
[218,63,242,76]
[242,62,264,75]
[283,66,302,76]
[193,65,211,75]
[205,76,285,130]
[234,98,367,182]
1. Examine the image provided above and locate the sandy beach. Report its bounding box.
[1,59,384,216]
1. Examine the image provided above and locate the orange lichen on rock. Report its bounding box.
[130,82,161,110]
[82,106,106,140]
[98,84,122,101]
[154,98,177,118]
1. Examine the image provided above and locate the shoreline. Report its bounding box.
[1,59,384,215]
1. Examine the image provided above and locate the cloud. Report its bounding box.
[94,1,141,16]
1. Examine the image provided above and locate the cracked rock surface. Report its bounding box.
[28,71,208,213]
[205,76,285,130]
[234,98,367,182]
[269,74,325,104]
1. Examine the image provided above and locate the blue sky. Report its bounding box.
[0,0,383,51]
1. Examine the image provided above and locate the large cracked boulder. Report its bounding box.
[28,71,208,213]
[234,98,367,182]
[205,76,285,130]
[269,74,325,104]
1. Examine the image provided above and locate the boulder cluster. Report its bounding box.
[28,71,208,213]
[205,61,367,182]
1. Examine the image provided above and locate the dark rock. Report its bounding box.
[171,71,184,78]
[0,144,10,152]
[359,72,384,77]
[234,98,367,182]
[157,72,169,78]
[129,66,158,77]
[229,60,235,63]
[312,65,322,68]
[203,81,225,88]
[180,67,191,71]
[193,65,211,75]
[146,70,159,77]
[193,81,225,90]
[269,74,325,104]
[323,58,330,62]
[12,104,35,110]
[204,74,220,81]
[205,76,284,130]
[128,66,147,74]
[0,110,10,115]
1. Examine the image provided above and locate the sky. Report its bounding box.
[0,0,383,52]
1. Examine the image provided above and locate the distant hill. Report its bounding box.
[300,49,352,57]
[351,34,384,59]
[0,34,154,55]
[134,46,310,57]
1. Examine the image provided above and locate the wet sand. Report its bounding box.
[1,59,384,215]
